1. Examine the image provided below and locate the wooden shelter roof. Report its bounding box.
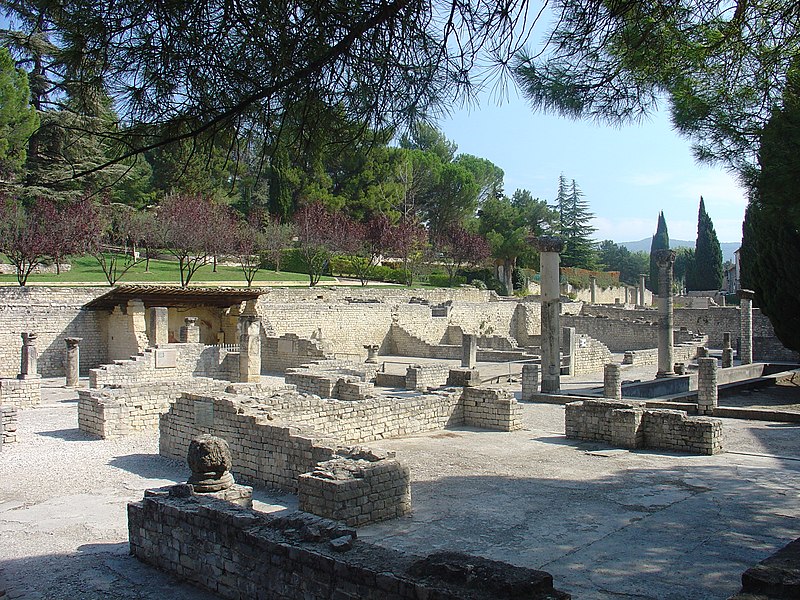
[81,285,265,311]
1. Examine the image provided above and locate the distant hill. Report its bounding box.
[619,238,740,263]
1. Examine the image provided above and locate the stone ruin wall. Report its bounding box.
[0,378,42,409]
[89,342,238,388]
[568,284,650,306]
[572,335,613,375]
[0,287,107,378]
[78,378,230,439]
[1,403,16,447]
[562,313,699,353]
[160,385,522,489]
[565,398,723,455]
[128,494,569,600]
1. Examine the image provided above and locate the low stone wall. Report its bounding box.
[160,391,342,491]
[622,336,706,367]
[406,364,451,389]
[128,492,569,600]
[298,454,411,526]
[89,343,238,388]
[1,404,17,447]
[730,536,800,599]
[573,335,613,375]
[262,333,329,373]
[565,399,723,455]
[0,378,41,409]
[462,387,522,431]
[78,378,229,439]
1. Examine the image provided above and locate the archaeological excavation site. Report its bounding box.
[1,256,800,600]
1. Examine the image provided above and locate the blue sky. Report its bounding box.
[438,91,748,245]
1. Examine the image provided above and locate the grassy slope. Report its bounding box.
[0,254,334,285]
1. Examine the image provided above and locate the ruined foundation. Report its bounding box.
[128,492,570,600]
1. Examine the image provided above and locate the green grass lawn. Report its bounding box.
[0,254,335,286]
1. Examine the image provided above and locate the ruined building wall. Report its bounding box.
[89,343,238,388]
[561,314,698,352]
[128,494,568,600]
[0,287,107,378]
[78,378,229,439]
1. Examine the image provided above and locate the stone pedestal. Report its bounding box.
[238,316,262,383]
[639,274,647,306]
[534,237,563,394]
[149,307,169,346]
[461,334,477,369]
[65,337,82,387]
[654,250,676,378]
[18,333,40,380]
[739,289,754,365]
[590,276,597,304]
[179,317,200,343]
[521,364,540,401]
[364,344,379,364]
[697,357,718,415]
[603,363,622,400]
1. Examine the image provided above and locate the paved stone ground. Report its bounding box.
[2,378,799,599]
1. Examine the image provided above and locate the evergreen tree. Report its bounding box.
[0,48,38,182]
[691,197,723,291]
[648,212,670,294]
[555,176,597,268]
[740,60,800,352]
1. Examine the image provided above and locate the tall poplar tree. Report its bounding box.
[648,212,669,294]
[691,197,723,291]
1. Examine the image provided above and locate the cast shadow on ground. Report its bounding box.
[38,428,94,442]
[109,453,187,480]
[0,542,219,600]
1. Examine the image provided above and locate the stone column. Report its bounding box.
[238,315,262,383]
[562,327,576,376]
[654,249,676,378]
[364,344,379,364]
[149,307,169,347]
[697,357,718,415]
[590,276,597,304]
[461,334,477,369]
[639,274,647,306]
[179,317,200,343]
[521,364,540,401]
[64,337,82,387]
[739,289,754,365]
[722,332,734,368]
[534,237,563,394]
[19,333,40,379]
[603,363,622,400]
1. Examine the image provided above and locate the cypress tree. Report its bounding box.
[691,197,723,290]
[648,211,669,293]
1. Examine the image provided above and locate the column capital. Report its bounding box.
[738,288,755,300]
[653,249,676,267]
[532,236,564,253]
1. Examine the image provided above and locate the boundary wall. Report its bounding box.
[89,343,238,387]
[565,398,723,454]
[0,287,106,378]
[128,493,570,600]
[159,386,522,490]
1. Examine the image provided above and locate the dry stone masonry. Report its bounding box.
[128,492,570,600]
[298,449,411,526]
[565,399,723,454]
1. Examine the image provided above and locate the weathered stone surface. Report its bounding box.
[187,434,235,492]
[736,537,800,599]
